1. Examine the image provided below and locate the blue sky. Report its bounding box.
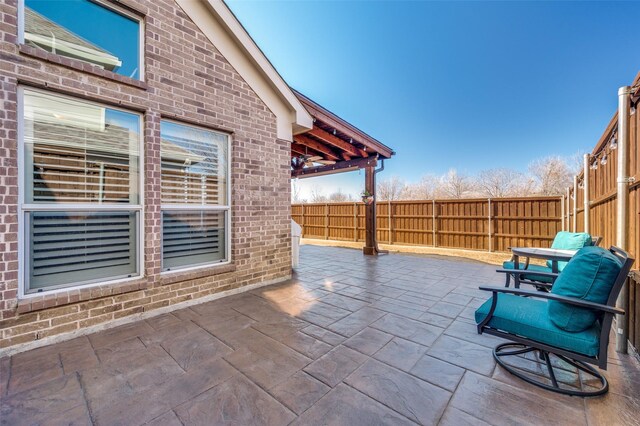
[226,1,640,198]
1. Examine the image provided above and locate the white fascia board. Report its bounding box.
[176,0,313,141]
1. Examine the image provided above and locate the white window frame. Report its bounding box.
[160,119,232,273]
[17,87,145,298]
[17,0,145,81]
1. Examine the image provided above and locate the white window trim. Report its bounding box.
[159,120,232,273]
[17,0,145,81]
[17,86,145,299]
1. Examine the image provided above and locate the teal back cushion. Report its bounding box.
[546,232,593,271]
[548,246,622,332]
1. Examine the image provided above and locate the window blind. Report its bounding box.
[162,211,225,270]
[29,211,137,290]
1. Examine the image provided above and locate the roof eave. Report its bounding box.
[293,89,394,159]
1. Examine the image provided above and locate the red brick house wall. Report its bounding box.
[0,0,292,350]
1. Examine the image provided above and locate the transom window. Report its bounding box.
[160,121,230,271]
[20,88,142,294]
[22,0,142,80]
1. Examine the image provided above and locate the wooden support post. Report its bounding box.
[363,165,377,255]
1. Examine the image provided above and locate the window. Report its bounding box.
[20,88,142,294]
[160,121,230,271]
[21,0,142,80]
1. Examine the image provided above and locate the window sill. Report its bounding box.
[160,262,236,286]
[16,277,148,314]
[18,44,148,90]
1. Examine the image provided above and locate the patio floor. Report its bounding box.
[1,245,640,425]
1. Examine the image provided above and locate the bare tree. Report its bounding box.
[327,189,353,202]
[439,169,475,199]
[476,168,533,198]
[291,179,305,203]
[402,174,440,200]
[376,176,407,201]
[528,156,573,195]
[309,186,327,203]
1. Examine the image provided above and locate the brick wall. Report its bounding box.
[0,0,292,349]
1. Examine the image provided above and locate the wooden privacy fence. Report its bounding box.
[292,196,563,253]
[563,73,639,354]
[564,102,639,264]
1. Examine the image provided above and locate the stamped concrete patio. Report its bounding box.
[1,245,639,425]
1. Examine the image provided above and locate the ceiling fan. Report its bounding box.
[291,152,336,170]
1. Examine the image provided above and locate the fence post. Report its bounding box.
[563,187,571,231]
[583,153,591,233]
[388,201,393,244]
[487,198,493,252]
[572,176,578,232]
[324,203,329,240]
[353,202,358,241]
[432,200,437,247]
[301,204,305,237]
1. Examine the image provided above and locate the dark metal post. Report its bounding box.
[363,165,377,255]
[616,86,632,353]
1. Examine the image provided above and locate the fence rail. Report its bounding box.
[293,196,563,253]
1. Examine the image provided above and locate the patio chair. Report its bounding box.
[499,232,599,289]
[476,246,634,396]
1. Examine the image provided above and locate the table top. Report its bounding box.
[510,247,577,261]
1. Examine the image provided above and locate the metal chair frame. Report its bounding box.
[478,246,634,397]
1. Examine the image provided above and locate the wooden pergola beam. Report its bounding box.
[307,127,367,158]
[292,141,348,161]
[291,142,329,158]
[294,135,340,161]
[293,90,394,159]
[291,143,308,157]
[291,156,377,178]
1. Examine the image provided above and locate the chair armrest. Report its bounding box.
[495,269,559,278]
[478,286,624,315]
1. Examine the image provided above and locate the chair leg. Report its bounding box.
[504,272,511,287]
[493,343,608,397]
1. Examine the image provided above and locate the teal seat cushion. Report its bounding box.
[475,293,601,356]
[502,261,553,283]
[548,246,622,332]
[546,231,593,271]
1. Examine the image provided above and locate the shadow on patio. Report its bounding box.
[1,245,639,425]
